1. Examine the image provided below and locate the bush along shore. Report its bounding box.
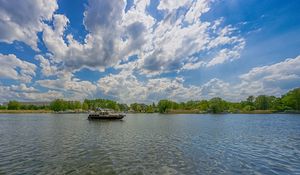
[0,88,299,114]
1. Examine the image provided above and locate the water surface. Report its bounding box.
[0,114,299,174]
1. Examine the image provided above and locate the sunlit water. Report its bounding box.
[0,114,299,175]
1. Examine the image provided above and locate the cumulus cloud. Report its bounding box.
[42,0,126,72]
[39,0,244,75]
[0,84,63,102]
[133,0,244,75]
[157,0,190,11]
[0,0,58,50]
[10,84,38,93]
[0,54,36,83]
[98,55,300,103]
[98,68,202,104]
[199,78,239,101]
[180,56,206,71]
[37,73,97,100]
[42,14,69,60]
[35,55,58,77]
[199,55,300,101]
[237,55,300,97]
[206,45,244,67]
[0,0,245,74]
[2,0,297,104]
[97,70,242,103]
[21,90,64,101]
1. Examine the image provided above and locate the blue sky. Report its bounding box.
[0,0,300,104]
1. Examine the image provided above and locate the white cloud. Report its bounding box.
[181,59,205,71]
[1,54,299,103]
[42,0,128,72]
[98,55,300,103]
[199,55,300,101]
[199,78,239,101]
[42,14,69,60]
[98,69,148,103]
[37,73,97,100]
[0,84,63,102]
[184,0,210,24]
[0,54,36,83]
[206,44,244,67]
[22,90,64,101]
[0,0,245,76]
[39,0,244,75]
[157,0,190,11]
[35,55,58,77]
[3,0,298,104]
[10,84,38,93]
[134,0,245,75]
[98,69,202,104]
[0,0,58,50]
[237,55,300,97]
[240,56,300,82]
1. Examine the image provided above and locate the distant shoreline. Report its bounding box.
[0,110,52,113]
[161,110,300,114]
[0,110,299,114]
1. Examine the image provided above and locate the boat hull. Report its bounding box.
[88,114,125,120]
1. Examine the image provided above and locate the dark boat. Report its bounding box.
[88,108,125,120]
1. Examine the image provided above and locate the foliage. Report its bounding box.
[7,101,21,110]
[130,103,148,112]
[209,97,227,113]
[50,99,67,111]
[118,103,129,112]
[242,105,255,112]
[50,99,82,111]
[82,102,89,111]
[157,100,174,113]
[84,99,120,111]
[0,105,7,110]
[255,95,270,110]
[282,88,300,110]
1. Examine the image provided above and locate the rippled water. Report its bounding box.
[0,114,300,174]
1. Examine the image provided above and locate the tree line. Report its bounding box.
[156,88,300,113]
[0,88,299,113]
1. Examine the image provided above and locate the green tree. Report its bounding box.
[83,99,120,111]
[146,105,154,113]
[282,88,300,110]
[198,100,209,111]
[209,97,226,113]
[0,105,7,110]
[246,96,255,106]
[270,97,284,111]
[73,101,82,110]
[130,103,142,112]
[243,105,255,112]
[255,95,270,110]
[118,103,129,112]
[157,100,173,113]
[7,101,21,110]
[82,102,89,111]
[50,99,67,111]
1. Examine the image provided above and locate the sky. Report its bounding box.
[0,0,300,104]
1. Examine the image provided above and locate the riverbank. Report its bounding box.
[162,109,300,114]
[161,109,276,114]
[0,110,88,114]
[0,110,299,114]
[0,110,52,113]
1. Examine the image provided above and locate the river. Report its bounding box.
[0,113,299,174]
